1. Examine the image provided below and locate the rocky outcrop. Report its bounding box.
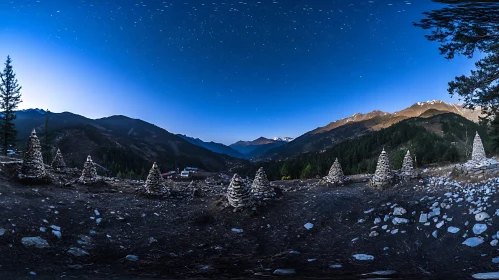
[227,174,252,209]
[20,129,47,180]
[78,155,98,184]
[51,148,66,169]
[251,167,275,200]
[372,149,393,186]
[143,162,167,196]
[472,132,486,163]
[325,158,345,184]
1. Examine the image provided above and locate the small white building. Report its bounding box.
[180,171,190,178]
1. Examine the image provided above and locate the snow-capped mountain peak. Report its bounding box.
[273,136,294,142]
[416,100,445,106]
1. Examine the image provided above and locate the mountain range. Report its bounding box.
[234,112,488,180]
[229,137,292,158]
[176,134,245,159]
[13,109,242,178]
[11,100,482,178]
[257,100,482,160]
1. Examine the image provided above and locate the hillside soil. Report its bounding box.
[1,169,499,279]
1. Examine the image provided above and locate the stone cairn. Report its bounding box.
[325,158,345,184]
[472,131,487,163]
[227,173,252,209]
[51,148,66,169]
[143,162,166,196]
[372,148,393,186]
[78,155,98,184]
[251,167,275,200]
[20,129,47,180]
[400,150,416,179]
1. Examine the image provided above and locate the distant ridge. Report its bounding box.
[176,134,245,159]
[259,100,482,159]
[229,137,290,157]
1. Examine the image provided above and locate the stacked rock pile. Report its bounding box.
[227,173,252,209]
[20,129,47,180]
[454,132,499,180]
[400,150,417,179]
[143,162,167,196]
[51,148,66,169]
[325,158,345,184]
[78,155,98,184]
[251,167,275,200]
[372,149,393,186]
[472,132,487,163]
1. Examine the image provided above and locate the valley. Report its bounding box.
[12,100,484,182]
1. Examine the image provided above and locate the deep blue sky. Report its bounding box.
[0,0,480,144]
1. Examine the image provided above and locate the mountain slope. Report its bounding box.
[260,100,482,160]
[13,110,240,178]
[230,137,288,157]
[176,134,245,159]
[236,113,489,180]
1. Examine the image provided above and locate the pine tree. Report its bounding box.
[300,163,312,179]
[280,163,289,177]
[414,1,499,121]
[0,56,22,155]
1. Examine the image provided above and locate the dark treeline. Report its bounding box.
[234,114,489,181]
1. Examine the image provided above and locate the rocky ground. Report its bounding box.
[3,166,499,279]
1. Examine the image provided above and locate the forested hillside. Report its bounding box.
[235,113,490,180]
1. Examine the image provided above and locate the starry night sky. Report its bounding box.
[0,0,480,144]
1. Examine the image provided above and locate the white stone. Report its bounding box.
[436,221,445,228]
[472,272,499,279]
[273,269,296,275]
[50,225,60,231]
[476,212,490,222]
[432,230,438,238]
[126,255,139,261]
[448,227,460,233]
[353,254,374,261]
[473,224,488,235]
[493,257,499,263]
[304,223,314,230]
[393,207,406,216]
[231,228,244,233]
[392,217,408,225]
[52,230,61,239]
[419,214,428,223]
[364,208,375,214]
[21,237,49,248]
[463,237,484,247]
[364,270,397,276]
[491,240,499,247]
